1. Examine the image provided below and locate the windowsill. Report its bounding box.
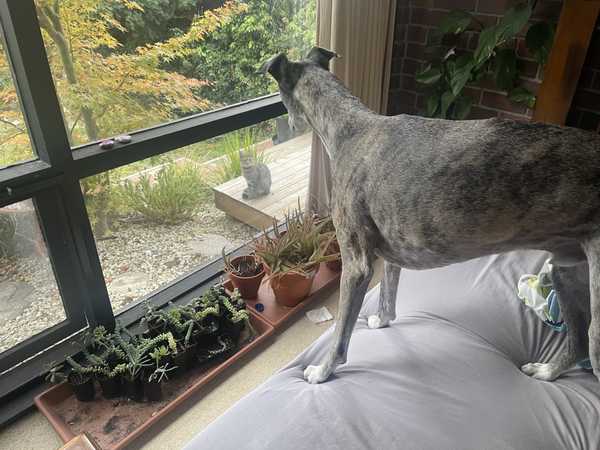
[0,261,383,450]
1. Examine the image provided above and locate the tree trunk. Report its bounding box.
[37,5,112,239]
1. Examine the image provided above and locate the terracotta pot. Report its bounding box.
[270,268,317,307]
[325,240,342,272]
[226,256,265,300]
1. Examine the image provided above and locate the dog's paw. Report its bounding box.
[521,362,559,381]
[303,364,331,384]
[367,315,390,329]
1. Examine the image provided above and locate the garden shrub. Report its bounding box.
[121,162,210,225]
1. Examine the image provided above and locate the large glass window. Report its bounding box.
[0,0,315,404]
[0,199,66,354]
[0,32,34,168]
[82,119,311,312]
[36,0,316,146]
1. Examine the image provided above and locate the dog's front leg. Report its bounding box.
[304,249,374,384]
[367,260,400,329]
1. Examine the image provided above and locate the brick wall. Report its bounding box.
[387,0,600,132]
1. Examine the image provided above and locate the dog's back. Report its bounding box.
[333,115,600,268]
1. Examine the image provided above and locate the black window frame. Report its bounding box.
[0,0,287,418]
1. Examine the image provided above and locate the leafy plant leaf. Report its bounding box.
[425,94,439,117]
[449,55,475,96]
[473,25,503,67]
[497,2,532,41]
[440,91,455,119]
[526,22,555,65]
[452,95,473,120]
[439,10,473,35]
[509,87,536,108]
[494,48,517,91]
[416,66,442,85]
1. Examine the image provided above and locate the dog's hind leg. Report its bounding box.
[304,237,374,384]
[581,237,600,382]
[367,260,400,329]
[521,260,589,381]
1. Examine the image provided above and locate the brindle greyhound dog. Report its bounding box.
[261,46,600,384]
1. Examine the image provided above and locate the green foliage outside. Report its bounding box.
[416,1,555,119]
[1,0,315,231]
[179,0,316,105]
[121,162,211,225]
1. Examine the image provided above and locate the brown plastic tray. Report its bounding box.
[225,262,341,329]
[34,310,274,450]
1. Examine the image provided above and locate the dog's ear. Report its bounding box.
[259,53,289,83]
[306,46,338,70]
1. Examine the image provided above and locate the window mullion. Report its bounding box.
[0,0,71,169]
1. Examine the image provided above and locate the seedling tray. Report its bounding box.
[225,262,341,329]
[35,311,274,450]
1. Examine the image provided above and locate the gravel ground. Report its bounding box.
[0,202,255,354]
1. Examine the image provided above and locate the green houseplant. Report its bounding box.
[222,248,266,300]
[253,207,338,307]
[416,1,555,119]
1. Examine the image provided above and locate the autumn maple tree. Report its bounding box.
[0,0,245,236]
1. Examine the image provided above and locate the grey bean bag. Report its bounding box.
[185,251,600,450]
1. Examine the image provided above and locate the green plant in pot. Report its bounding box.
[141,303,169,337]
[253,209,338,307]
[81,348,123,399]
[45,363,96,402]
[222,248,265,300]
[113,330,176,402]
[145,363,176,402]
[218,288,251,344]
[172,320,198,374]
[61,358,97,402]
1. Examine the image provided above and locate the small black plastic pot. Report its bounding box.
[220,318,245,344]
[146,319,164,337]
[123,377,144,402]
[143,380,163,402]
[68,373,95,402]
[98,376,121,399]
[172,341,198,376]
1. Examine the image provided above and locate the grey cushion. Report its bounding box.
[185,251,600,450]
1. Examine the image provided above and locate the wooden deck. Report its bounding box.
[213,133,311,229]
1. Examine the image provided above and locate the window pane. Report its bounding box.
[0,31,35,168]
[0,199,66,354]
[82,119,311,312]
[37,0,316,147]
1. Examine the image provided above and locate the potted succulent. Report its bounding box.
[144,363,176,402]
[222,248,265,299]
[171,320,197,374]
[121,353,150,402]
[61,359,97,402]
[45,364,95,402]
[253,210,338,307]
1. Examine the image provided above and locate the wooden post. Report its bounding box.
[533,0,600,125]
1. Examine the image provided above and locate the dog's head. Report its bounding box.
[260,47,338,133]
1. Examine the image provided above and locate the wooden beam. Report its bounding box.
[533,0,600,125]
